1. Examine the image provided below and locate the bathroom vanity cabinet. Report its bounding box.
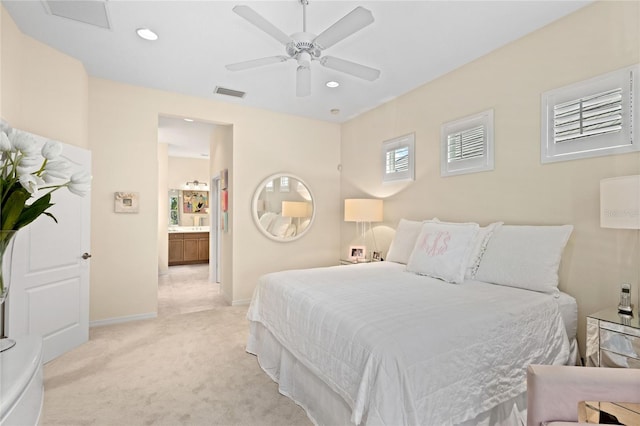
[168,232,209,265]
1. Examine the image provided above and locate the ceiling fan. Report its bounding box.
[226,0,381,97]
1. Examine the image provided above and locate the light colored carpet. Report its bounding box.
[39,265,312,426]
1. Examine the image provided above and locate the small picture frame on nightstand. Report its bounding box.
[349,245,366,261]
[372,251,381,261]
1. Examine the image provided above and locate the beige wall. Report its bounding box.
[0,7,88,148]
[166,156,210,191]
[157,143,169,275]
[88,78,341,319]
[341,1,640,356]
[210,125,233,302]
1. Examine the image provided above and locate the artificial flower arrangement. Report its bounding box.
[0,122,91,299]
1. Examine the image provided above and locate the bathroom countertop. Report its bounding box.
[168,226,210,233]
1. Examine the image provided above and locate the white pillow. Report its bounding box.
[259,212,276,231]
[386,219,424,264]
[269,215,292,237]
[406,221,479,284]
[474,225,573,294]
[466,222,503,278]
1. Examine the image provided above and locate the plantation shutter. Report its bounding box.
[553,88,623,143]
[382,133,415,182]
[447,125,485,163]
[386,146,409,174]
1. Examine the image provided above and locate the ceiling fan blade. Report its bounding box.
[296,66,311,97]
[320,56,380,81]
[313,6,374,50]
[226,56,290,71]
[232,5,293,46]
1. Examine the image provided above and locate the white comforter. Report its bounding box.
[246,262,570,425]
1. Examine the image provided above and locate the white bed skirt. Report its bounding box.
[247,321,578,426]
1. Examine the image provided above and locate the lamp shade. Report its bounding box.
[282,201,310,218]
[344,198,383,222]
[600,175,640,229]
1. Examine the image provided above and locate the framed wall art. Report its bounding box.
[114,192,139,213]
[183,190,208,214]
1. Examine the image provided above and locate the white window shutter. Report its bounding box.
[541,64,639,163]
[382,133,415,182]
[441,109,494,177]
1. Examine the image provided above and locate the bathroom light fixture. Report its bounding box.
[136,28,158,41]
[326,81,340,88]
[185,180,208,189]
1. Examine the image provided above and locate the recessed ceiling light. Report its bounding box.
[330,109,340,115]
[183,118,194,122]
[326,81,340,88]
[136,28,158,41]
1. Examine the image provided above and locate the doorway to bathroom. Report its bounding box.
[159,115,221,313]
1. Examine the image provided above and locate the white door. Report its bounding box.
[6,137,91,364]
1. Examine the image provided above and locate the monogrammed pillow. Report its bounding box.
[406,222,479,284]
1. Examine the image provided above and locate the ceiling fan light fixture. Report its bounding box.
[227,2,379,97]
[136,28,158,41]
[297,51,312,68]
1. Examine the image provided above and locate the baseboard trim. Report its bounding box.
[231,298,251,306]
[90,312,157,328]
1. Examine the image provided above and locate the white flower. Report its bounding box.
[18,173,43,194]
[43,159,71,180]
[9,130,38,156]
[0,119,11,135]
[16,156,41,176]
[0,132,11,152]
[41,140,63,160]
[67,170,91,196]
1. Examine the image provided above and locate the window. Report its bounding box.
[279,176,290,192]
[541,64,638,163]
[382,133,415,182]
[265,180,274,192]
[441,109,494,177]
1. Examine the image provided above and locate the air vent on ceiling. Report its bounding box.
[42,0,111,29]
[214,87,246,99]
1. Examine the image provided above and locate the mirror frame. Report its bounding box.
[251,173,316,242]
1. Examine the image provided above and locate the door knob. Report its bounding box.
[82,253,92,260]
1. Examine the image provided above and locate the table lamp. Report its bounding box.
[282,201,311,231]
[600,175,640,314]
[344,198,383,257]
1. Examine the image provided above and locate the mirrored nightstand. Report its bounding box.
[586,308,640,368]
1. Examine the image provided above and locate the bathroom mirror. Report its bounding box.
[252,173,315,242]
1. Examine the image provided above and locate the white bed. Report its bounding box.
[246,261,577,426]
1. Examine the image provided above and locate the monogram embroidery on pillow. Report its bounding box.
[416,231,451,256]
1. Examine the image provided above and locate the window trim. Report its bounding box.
[440,109,494,177]
[382,133,415,183]
[541,64,639,164]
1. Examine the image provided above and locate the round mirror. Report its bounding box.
[252,173,315,242]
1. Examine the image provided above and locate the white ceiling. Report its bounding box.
[2,0,592,158]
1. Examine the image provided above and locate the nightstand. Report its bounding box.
[586,308,640,368]
[339,258,372,265]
